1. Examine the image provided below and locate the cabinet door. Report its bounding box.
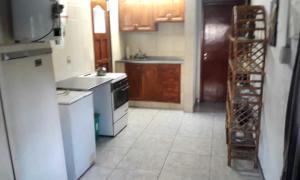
[135,0,155,31]
[125,64,143,100]
[154,0,184,22]
[170,0,185,21]
[120,0,155,31]
[158,65,181,103]
[153,0,173,22]
[119,0,138,31]
[141,64,161,101]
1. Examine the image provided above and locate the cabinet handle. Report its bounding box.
[166,13,173,19]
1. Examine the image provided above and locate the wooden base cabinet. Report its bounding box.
[125,64,143,100]
[125,64,181,103]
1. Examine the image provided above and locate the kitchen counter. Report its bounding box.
[56,77,112,91]
[116,56,184,64]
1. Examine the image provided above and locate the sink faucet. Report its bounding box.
[134,48,147,59]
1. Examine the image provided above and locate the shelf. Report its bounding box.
[229,36,266,43]
[231,146,256,161]
[227,5,266,167]
[231,132,256,148]
[228,59,265,75]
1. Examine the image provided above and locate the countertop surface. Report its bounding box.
[57,90,93,105]
[56,77,112,91]
[79,72,127,83]
[115,56,184,64]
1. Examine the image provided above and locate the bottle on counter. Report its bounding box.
[125,45,130,60]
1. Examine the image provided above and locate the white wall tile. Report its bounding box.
[123,23,185,58]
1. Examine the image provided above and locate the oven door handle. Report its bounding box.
[121,86,130,91]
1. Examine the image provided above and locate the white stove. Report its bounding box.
[79,72,129,136]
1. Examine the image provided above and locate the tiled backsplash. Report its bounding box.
[122,23,185,58]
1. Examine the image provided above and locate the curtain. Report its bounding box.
[282,38,300,180]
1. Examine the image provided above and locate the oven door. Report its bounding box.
[113,85,129,110]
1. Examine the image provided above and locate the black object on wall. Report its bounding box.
[269,0,279,46]
[282,36,300,180]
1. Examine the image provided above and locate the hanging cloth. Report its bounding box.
[282,37,300,180]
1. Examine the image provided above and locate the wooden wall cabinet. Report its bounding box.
[154,0,185,22]
[119,0,155,31]
[119,0,184,32]
[125,63,181,103]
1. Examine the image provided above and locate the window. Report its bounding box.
[93,5,106,33]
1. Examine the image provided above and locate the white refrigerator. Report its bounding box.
[0,43,68,180]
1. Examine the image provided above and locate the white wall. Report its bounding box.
[0,92,14,179]
[123,23,185,58]
[250,0,300,180]
[0,0,94,81]
[51,0,95,81]
[109,0,125,71]
[195,0,204,100]
[182,0,200,112]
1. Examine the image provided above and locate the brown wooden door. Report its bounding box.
[91,0,112,71]
[200,1,245,102]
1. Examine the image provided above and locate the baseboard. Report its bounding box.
[129,101,182,110]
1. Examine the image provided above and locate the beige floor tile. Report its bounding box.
[210,156,262,180]
[81,107,263,180]
[133,134,174,152]
[80,166,113,180]
[159,152,210,180]
[95,147,129,169]
[171,136,211,155]
[117,148,169,173]
[143,123,179,137]
[212,136,227,157]
[108,169,159,180]
[97,132,138,149]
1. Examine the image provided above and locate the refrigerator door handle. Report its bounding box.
[1,48,52,61]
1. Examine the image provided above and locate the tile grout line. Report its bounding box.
[157,111,185,179]
[208,113,217,180]
[105,108,161,180]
